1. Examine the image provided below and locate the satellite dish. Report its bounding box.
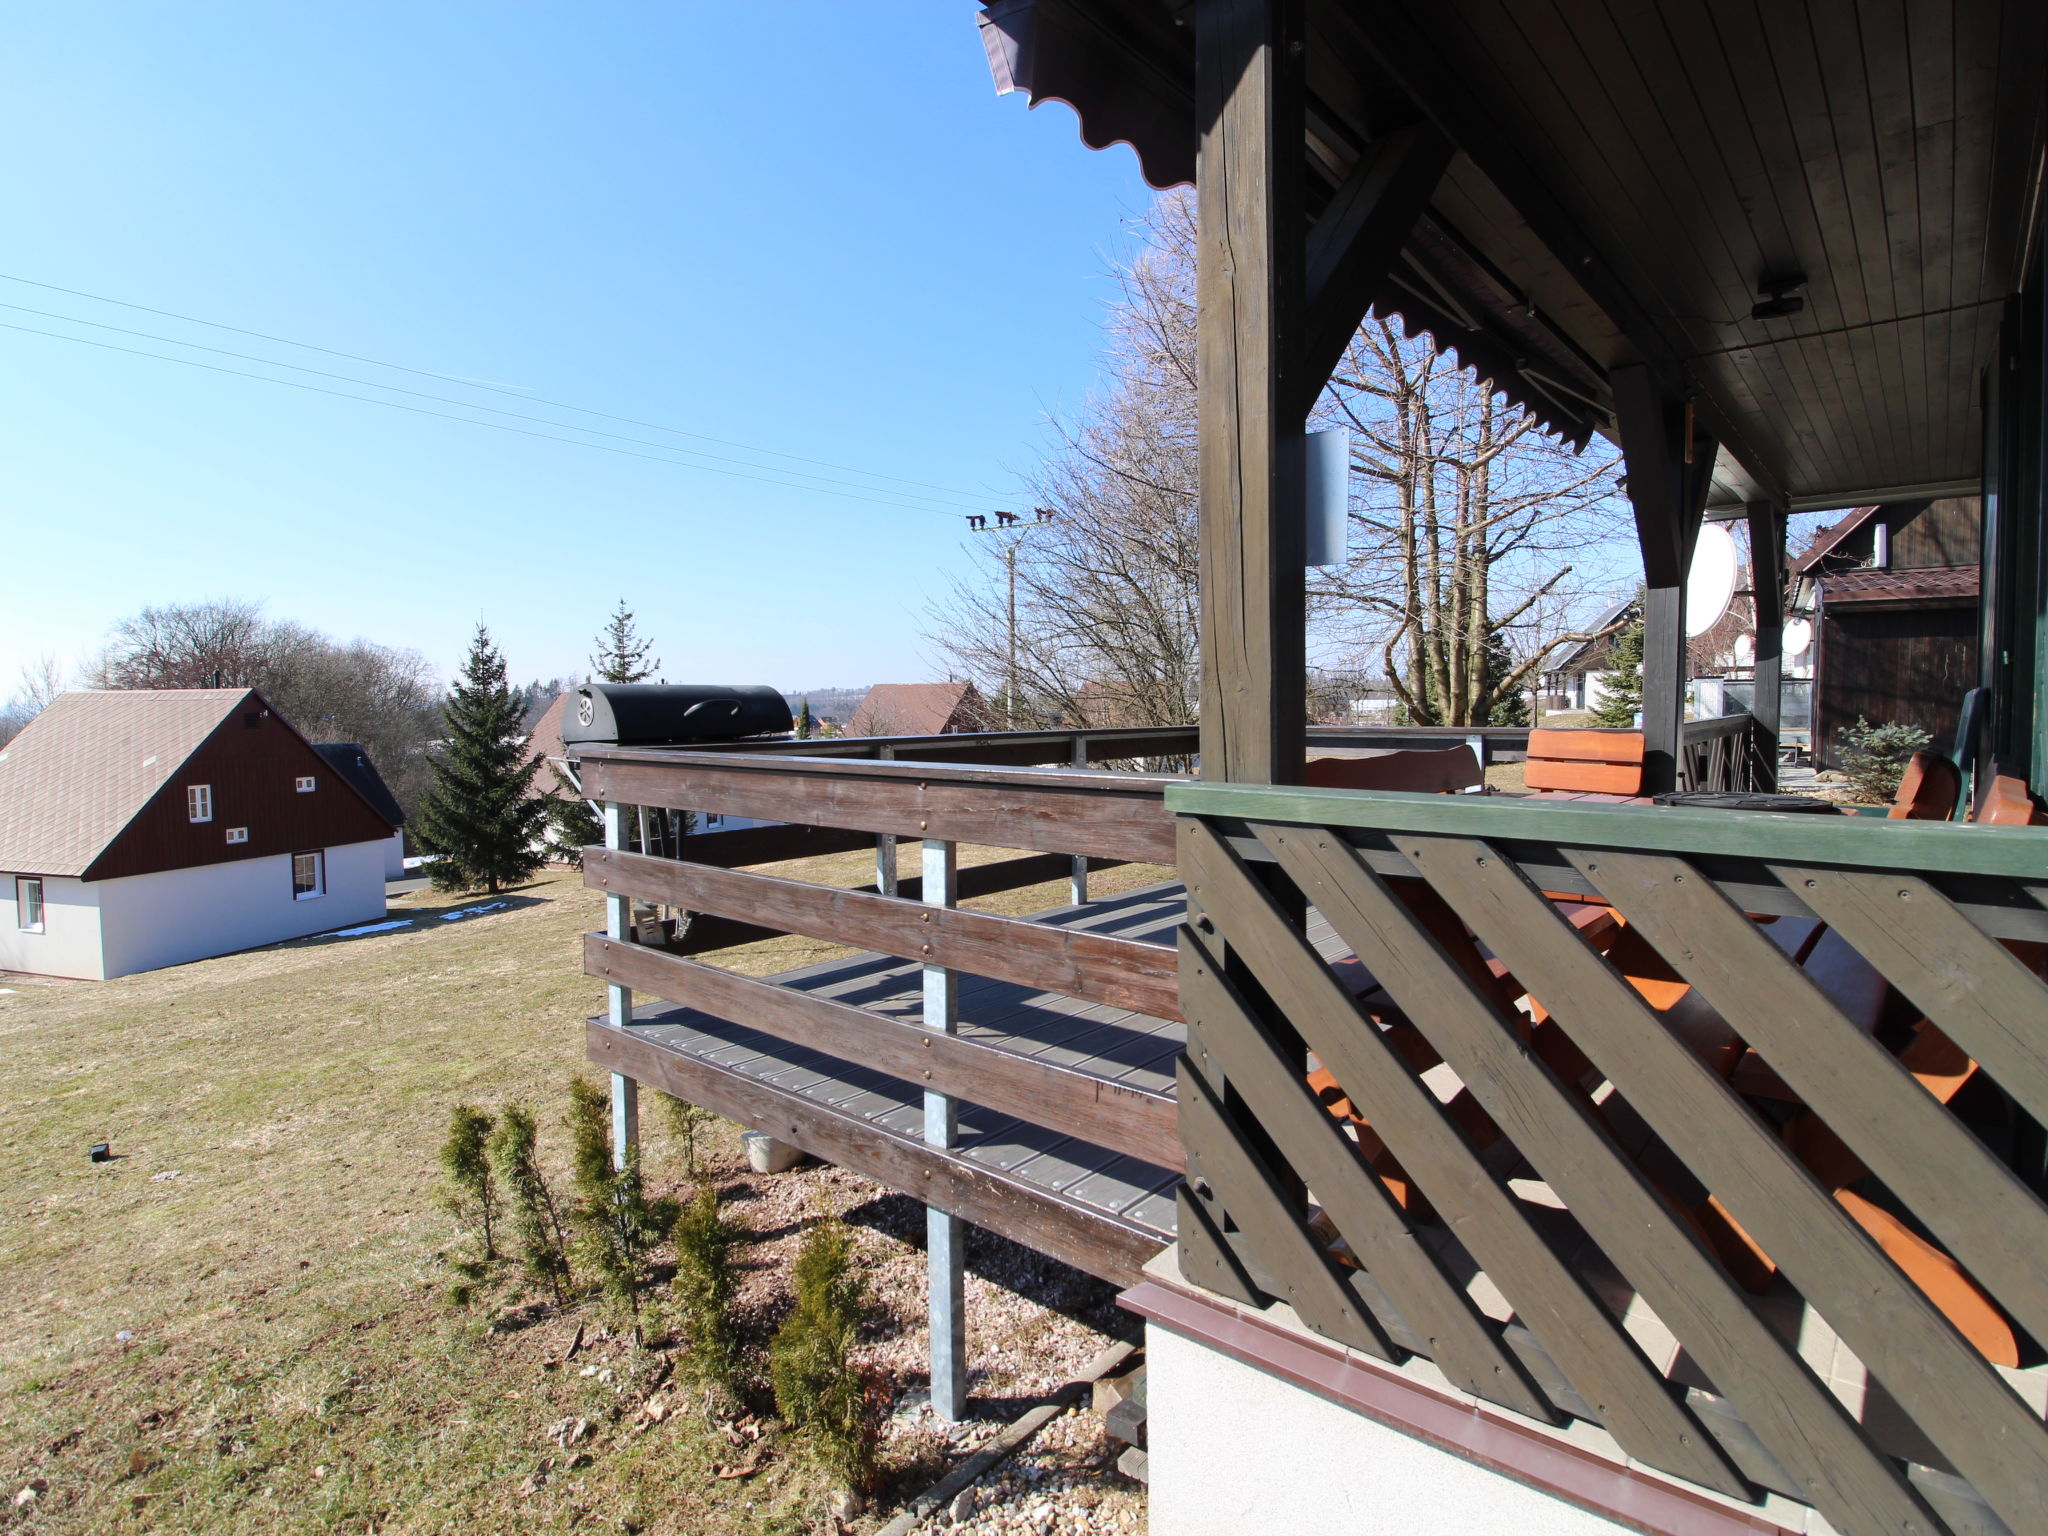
[1784,618,1813,659]
[1684,523,1739,637]
[1733,633,1755,666]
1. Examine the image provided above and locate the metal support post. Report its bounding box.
[604,801,639,1171]
[1069,736,1090,904]
[875,746,899,897]
[922,836,966,1420]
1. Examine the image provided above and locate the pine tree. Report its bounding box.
[795,697,815,740]
[566,1078,676,1344]
[1591,613,1646,728]
[488,1103,573,1307]
[590,600,659,684]
[414,625,547,894]
[1482,631,1532,726]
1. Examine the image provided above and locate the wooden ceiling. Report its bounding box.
[989,0,2048,510]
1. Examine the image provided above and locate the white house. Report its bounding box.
[0,689,395,980]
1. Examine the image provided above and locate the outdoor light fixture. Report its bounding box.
[89,1142,110,1162]
[1750,271,1808,321]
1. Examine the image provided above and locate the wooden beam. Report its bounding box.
[581,756,1177,864]
[671,821,878,869]
[1290,123,1452,423]
[1197,0,1306,786]
[588,1018,1166,1288]
[584,935,1182,1171]
[660,853,1130,959]
[585,848,1178,1020]
[1745,501,1785,787]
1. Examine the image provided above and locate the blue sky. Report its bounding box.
[0,4,1152,695]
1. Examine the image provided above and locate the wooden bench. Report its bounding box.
[1523,728,1645,796]
[1305,745,1482,794]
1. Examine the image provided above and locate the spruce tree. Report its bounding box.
[590,600,659,684]
[795,697,815,740]
[1591,613,1646,728]
[1482,630,1532,726]
[414,625,547,894]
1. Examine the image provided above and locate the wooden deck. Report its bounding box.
[588,880,1356,1287]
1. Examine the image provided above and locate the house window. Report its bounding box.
[292,850,325,900]
[295,776,316,793]
[16,878,43,933]
[187,784,213,823]
[225,827,249,845]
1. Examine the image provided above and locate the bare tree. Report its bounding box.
[0,656,68,747]
[933,189,1636,731]
[929,195,1200,731]
[1316,322,1636,726]
[88,600,441,816]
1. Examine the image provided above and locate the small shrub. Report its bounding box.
[1837,716,1931,805]
[438,1104,499,1262]
[489,1103,573,1306]
[671,1186,743,1397]
[566,1078,677,1343]
[662,1091,718,1180]
[770,1218,881,1490]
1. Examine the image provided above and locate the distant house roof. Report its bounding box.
[1791,505,1882,574]
[522,693,575,798]
[0,688,396,879]
[1819,565,1981,606]
[313,743,404,827]
[846,682,990,737]
[1545,596,1639,676]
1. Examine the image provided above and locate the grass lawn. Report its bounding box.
[0,849,1167,1535]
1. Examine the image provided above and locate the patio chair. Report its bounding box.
[1305,745,1482,794]
[1888,751,1962,819]
[1975,769,2048,825]
[1522,728,1646,795]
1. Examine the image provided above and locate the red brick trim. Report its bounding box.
[1122,1277,1795,1536]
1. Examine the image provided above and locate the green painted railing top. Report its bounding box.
[1166,782,2048,881]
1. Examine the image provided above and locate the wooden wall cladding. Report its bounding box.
[1171,787,2048,1536]
[87,708,393,880]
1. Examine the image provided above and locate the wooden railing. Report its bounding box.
[1168,781,2048,1536]
[1679,710,1767,792]
[679,722,1539,766]
[575,746,1187,1283]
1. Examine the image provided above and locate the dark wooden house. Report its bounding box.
[1794,498,1984,764]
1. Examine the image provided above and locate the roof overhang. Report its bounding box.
[980,1,2048,507]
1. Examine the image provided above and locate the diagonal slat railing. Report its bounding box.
[1169,783,2048,1536]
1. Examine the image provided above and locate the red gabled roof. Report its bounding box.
[1818,565,1981,605]
[1791,505,1882,574]
[846,682,989,738]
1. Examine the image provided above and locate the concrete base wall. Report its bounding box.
[94,841,387,978]
[1146,1320,1630,1536]
[0,874,107,980]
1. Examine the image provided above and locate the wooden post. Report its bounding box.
[921,836,966,1421]
[1196,0,1306,787]
[604,801,639,1170]
[1746,501,1786,789]
[1642,584,1687,793]
[1612,366,1716,795]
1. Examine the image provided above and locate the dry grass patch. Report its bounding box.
[0,851,1159,1534]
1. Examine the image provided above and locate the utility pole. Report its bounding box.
[968,508,1055,728]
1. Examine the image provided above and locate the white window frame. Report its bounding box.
[16,877,43,933]
[295,775,316,793]
[291,850,325,900]
[225,827,249,845]
[187,784,213,823]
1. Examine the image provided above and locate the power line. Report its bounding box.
[0,271,995,503]
[0,319,972,518]
[0,298,988,515]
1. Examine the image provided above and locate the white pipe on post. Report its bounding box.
[1068,736,1090,904]
[922,836,967,1421]
[604,801,639,1172]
